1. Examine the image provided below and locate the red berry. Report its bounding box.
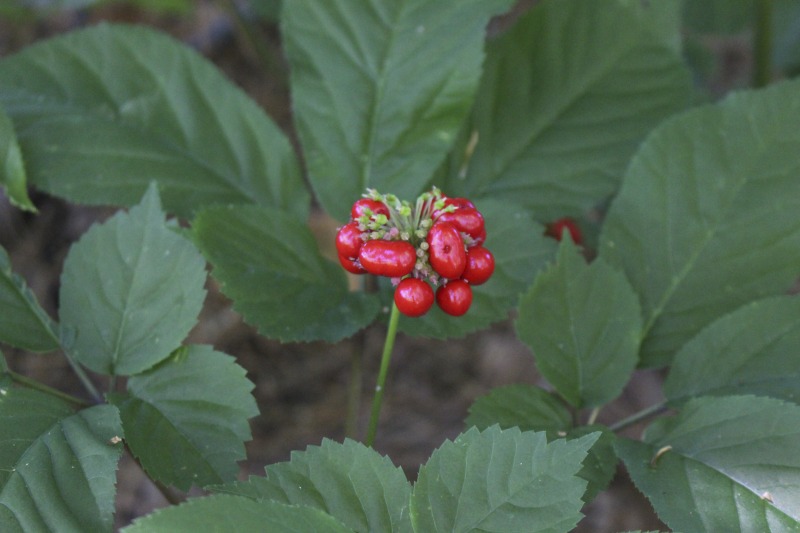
[335,222,364,259]
[358,240,416,278]
[436,208,485,245]
[426,222,467,279]
[546,218,582,244]
[394,278,434,317]
[351,198,390,220]
[338,254,366,274]
[462,246,494,285]
[436,280,472,316]
[443,197,476,210]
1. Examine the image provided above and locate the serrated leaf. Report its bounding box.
[283,0,514,221]
[617,395,800,532]
[0,388,123,533]
[0,105,34,212]
[213,438,411,533]
[665,296,800,405]
[0,244,59,352]
[465,384,571,433]
[398,199,557,339]
[193,204,380,343]
[441,0,690,220]
[465,390,616,503]
[410,425,598,533]
[568,425,616,503]
[516,239,642,408]
[109,345,258,491]
[599,78,800,367]
[59,184,206,375]
[123,495,353,533]
[0,23,307,219]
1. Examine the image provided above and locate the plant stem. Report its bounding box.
[63,353,103,403]
[753,0,773,88]
[344,332,365,439]
[364,302,401,447]
[609,401,668,433]
[8,370,90,407]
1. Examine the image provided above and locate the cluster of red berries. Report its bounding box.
[335,188,494,317]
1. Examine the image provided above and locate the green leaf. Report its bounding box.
[465,389,616,503]
[59,184,207,376]
[123,495,353,533]
[0,23,307,219]
[283,0,514,220]
[0,105,34,212]
[465,384,571,433]
[568,425,616,504]
[213,438,411,533]
[410,425,598,533]
[193,204,380,343]
[617,395,800,532]
[665,296,800,405]
[682,0,754,34]
[516,239,642,408]
[599,78,800,367]
[0,387,124,533]
[399,199,557,339]
[109,345,258,491]
[441,0,690,220]
[0,244,59,352]
[0,349,7,373]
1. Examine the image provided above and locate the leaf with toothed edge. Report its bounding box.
[0,23,307,219]
[109,345,258,491]
[617,395,800,532]
[59,183,207,376]
[193,204,381,343]
[0,244,60,353]
[283,0,515,221]
[0,389,124,533]
[212,438,412,533]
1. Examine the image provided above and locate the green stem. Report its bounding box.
[609,401,668,433]
[364,302,401,447]
[344,332,365,439]
[8,370,90,407]
[63,353,102,403]
[753,0,773,88]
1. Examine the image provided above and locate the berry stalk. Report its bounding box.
[364,301,401,447]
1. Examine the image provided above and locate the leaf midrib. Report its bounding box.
[480,10,648,193]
